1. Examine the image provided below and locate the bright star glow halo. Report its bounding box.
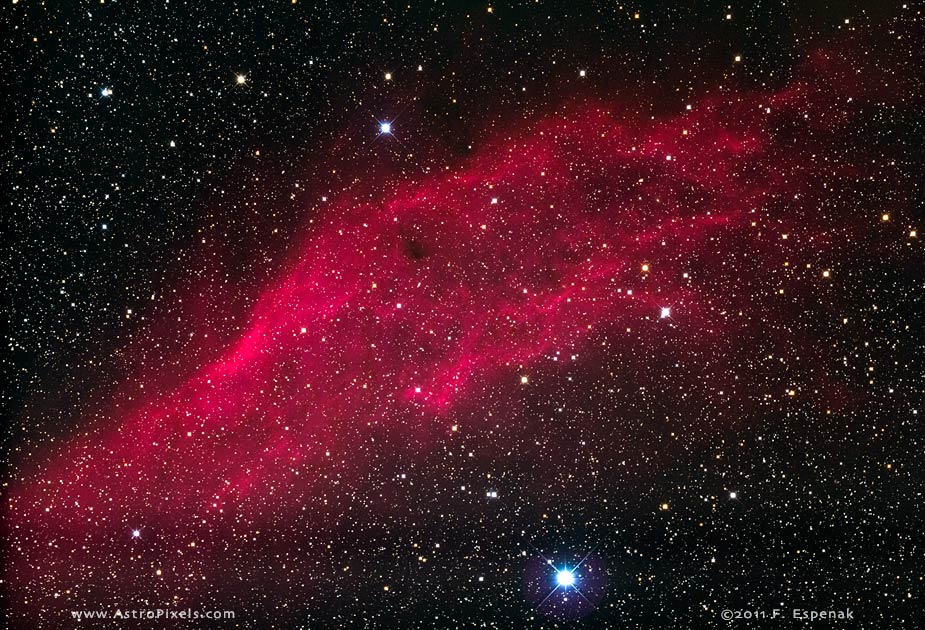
[556,568,575,588]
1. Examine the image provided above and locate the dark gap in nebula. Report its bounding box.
[402,235,430,261]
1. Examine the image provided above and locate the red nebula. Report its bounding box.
[4,69,902,624]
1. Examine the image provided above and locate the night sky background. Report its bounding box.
[3,1,924,628]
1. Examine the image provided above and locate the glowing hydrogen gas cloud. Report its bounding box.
[5,57,910,625]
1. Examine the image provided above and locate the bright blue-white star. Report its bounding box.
[131,529,141,538]
[379,121,392,135]
[556,568,575,588]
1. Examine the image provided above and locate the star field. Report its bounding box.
[4,2,923,628]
